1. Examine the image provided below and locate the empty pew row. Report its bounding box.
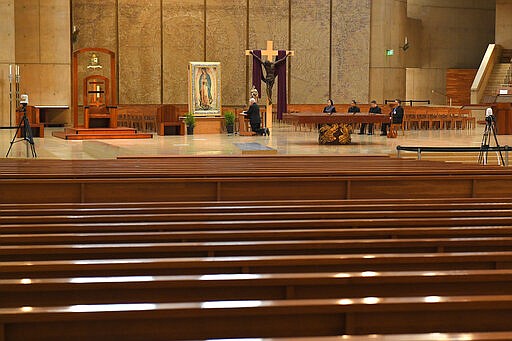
[1,156,512,203]
[6,237,512,261]
[4,251,512,279]
[205,332,512,341]
[3,198,512,216]
[5,226,512,245]
[2,295,512,340]
[2,269,512,308]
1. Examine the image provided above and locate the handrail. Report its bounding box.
[396,145,511,166]
[384,99,431,106]
[471,44,502,104]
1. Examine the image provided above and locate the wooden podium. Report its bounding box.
[492,103,512,135]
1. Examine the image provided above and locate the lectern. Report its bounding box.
[492,103,512,135]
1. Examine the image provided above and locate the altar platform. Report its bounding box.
[52,127,153,140]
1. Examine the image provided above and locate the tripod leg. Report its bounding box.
[22,115,37,158]
[491,122,505,166]
[5,120,24,157]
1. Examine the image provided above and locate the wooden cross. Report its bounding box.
[245,40,294,129]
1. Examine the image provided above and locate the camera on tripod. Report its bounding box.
[5,93,37,158]
[20,94,29,108]
[479,107,504,166]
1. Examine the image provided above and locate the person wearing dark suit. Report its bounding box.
[245,98,268,136]
[359,100,381,135]
[381,99,404,136]
[348,100,360,113]
[323,99,336,114]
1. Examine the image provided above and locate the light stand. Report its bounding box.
[478,112,504,166]
[6,95,37,158]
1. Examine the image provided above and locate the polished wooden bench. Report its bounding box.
[201,332,512,341]
[1,156,511,203]
[5,225,512,245]
[3,269,512,308]
[2,295,512,340]
[6,237,512,261]
[3,198,512,216]
[4,251,512,279]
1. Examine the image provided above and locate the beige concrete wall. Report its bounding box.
[369,0,407,103]
[406,0,495,104]
[496,0,512,49]
[13,0,71,120]
[0,0,15,127]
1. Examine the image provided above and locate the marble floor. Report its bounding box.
[1,123,511,162]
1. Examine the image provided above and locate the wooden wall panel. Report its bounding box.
[118,0,161,104]
[206,0,246,106]
[290,0,330,104]
[446,69,478,106]
[162,0,204,104]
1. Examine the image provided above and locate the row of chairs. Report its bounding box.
[116,112,157,132]
[404,110,476,130]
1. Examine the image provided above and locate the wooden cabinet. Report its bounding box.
[492,103,512,135]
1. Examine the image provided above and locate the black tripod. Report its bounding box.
[478,114,503,166]
[6,104,37,158]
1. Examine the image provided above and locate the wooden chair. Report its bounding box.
[418,112,431,130]
[84,104,113,129]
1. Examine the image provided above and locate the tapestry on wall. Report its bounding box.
[188,62,221,116]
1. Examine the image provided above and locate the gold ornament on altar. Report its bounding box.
[87,53,103,70]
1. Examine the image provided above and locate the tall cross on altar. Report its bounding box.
[246,40,294,129]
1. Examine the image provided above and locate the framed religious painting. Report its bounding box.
[188,62,221,116]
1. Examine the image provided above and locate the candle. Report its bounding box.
[16,65,20,76]
[9,64,12,77]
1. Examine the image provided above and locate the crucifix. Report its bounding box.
[246,40,294,129]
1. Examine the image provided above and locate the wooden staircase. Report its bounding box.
[52,127,153,140]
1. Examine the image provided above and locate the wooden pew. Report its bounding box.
[201,332,512,341]
[4,251,512,279]
[2,198,512,216]
[3,295,512,340]
[6,237,512,261]
[5,226,512,245]
[0,156,511,203]
[3,269,512,308]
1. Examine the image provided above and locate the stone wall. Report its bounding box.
[72,0,371,106]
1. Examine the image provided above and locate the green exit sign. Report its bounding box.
[386,49,394,56]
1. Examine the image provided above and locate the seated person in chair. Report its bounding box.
[348,100,360,113]
[245,98,269,136]
[381,99,404,136]
[359,100,381,135]
[323,99,336,114]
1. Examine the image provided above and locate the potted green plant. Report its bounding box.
[184,112,195,135]
[224,111,235,134]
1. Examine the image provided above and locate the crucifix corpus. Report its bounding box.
[246,40,294,129]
